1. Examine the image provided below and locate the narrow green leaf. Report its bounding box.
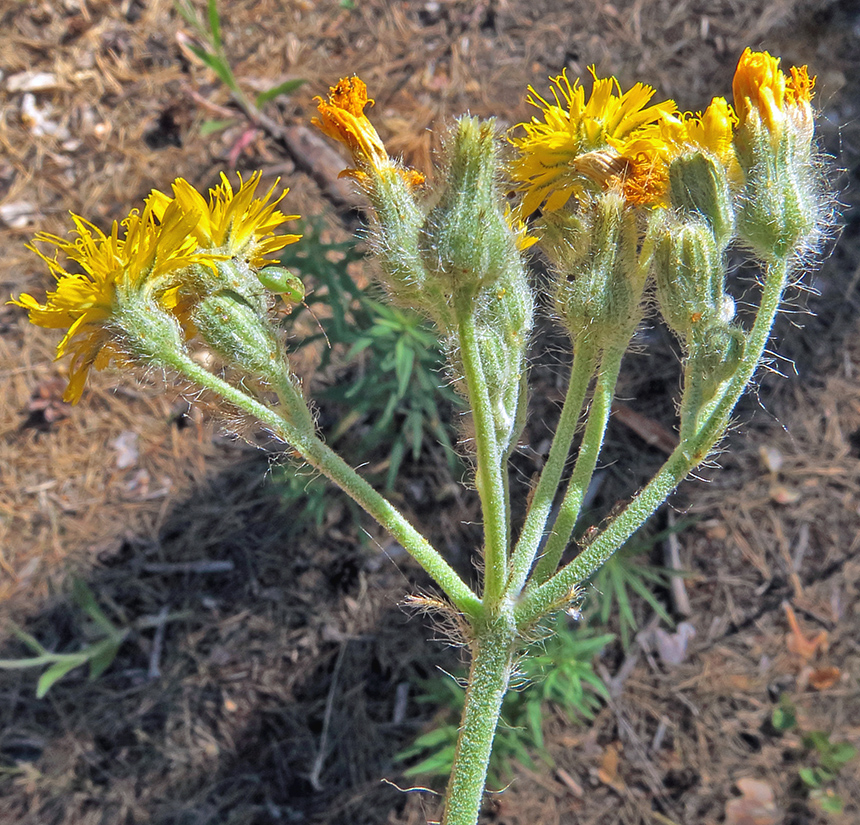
[207,0,222,49]
[36,658,83,698]
[88,638,124,681]
[8,622,48,655]
[199,118,234,136]
[256,78,307,108]
[72,579,118,636]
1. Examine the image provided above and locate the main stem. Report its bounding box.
[456,302,509,608]
[515,257,789,628]
[441,614,517,825]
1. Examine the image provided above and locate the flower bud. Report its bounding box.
[192,290,284,382]
[653,217,728,341]
[689,322,746,398]
[543,192,643,348]
[667,151,735,250]
[421,117,519,298]
[731,50,821,261]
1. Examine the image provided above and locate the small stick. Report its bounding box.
[663,511,692,617]
[309,642,348,791]
[142,560,234,574]
[147,604,170,680]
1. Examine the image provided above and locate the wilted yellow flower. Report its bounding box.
[312,75,425,186]
[510,68,677,214]
[148,171,300,270]
[732,48,815,145]
[12,201,210,403]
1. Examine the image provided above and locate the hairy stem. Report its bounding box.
[441,613,517,825]
[507,339,598,597]
[532,344,625,584]
[456,303,510,609]
[157,348,483,619]
[516,257,789,628]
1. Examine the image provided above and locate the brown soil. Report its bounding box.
[1,1,859,824]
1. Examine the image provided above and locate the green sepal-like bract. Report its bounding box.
[193,290,284,382]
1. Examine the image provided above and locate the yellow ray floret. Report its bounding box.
[732,48,815,144]
[11,202,212,403]
[510,68,678,214]
[148,171,300,270]
[311,75,425,186]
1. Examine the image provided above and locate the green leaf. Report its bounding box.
[394,339,415,397]
[88,638,124,680]
[207,0,222,49]
[199,118,234,136]
[771,695,797,732]
[186,43,236,90]
[799,766,826,789]
[8,622,48,655]
[815,791,844,814]
[36,658,83,698]
[71,579,117,637]
[256,78,307,108]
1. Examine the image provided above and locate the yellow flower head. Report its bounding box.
[732,48,815,144]
[311,76,425,186]
[148,171,300,270]
[510,68,678,214]
[12,201,210,403]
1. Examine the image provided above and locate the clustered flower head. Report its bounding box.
[509,68,678,214]
[12,174,300,403]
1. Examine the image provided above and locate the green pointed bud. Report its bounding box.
[256,266,305,302]
[193,290,284,381]
[654,218,728,341]
[734,124,818,262]
[668,151,735,250]
[692,323,746,391]
[366,167,435,316]
[421,117,518,298]
[545,192,642,348]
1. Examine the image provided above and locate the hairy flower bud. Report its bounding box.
[421,117,519,299]
[193,291,284,382]
[543,192,643,348]
[653,217,732,342]
[732,49,821,261]
[667,151,735,250]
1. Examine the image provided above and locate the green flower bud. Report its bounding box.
[256,266,305,302]
[366,167,435,316]
[193,290,284,381]
[734,133,818,261]
[543,192,643,348]
[668,151,735,250]
[117,300,187,364]
[421,117,518,299]
[690,322,746,396]
[653,217,729,341]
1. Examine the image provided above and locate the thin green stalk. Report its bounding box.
[156,346,483,619]
[532,344,625,584]
[456,304,509,608]
[515,257,789,629]
[506,339,598,597]
[441,614,517,825]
